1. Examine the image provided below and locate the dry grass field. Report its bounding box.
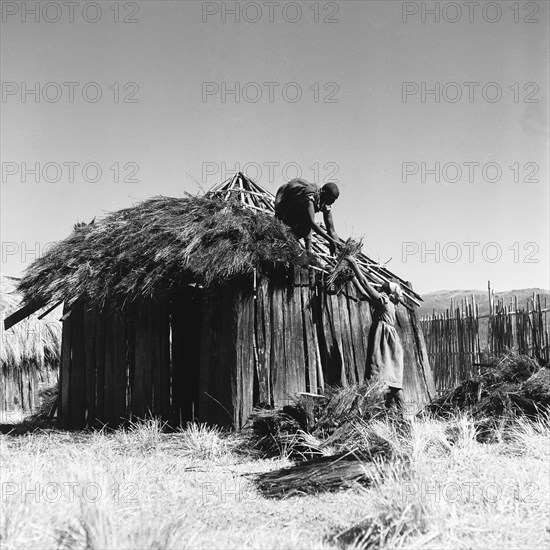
[1,414,548,550]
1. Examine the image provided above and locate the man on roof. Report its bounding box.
[275,178,341,254]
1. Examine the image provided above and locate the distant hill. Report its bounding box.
[418,288,550,318]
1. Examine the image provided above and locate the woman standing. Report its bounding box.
[345,256,405,410]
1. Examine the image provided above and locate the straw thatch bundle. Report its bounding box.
[246,382,409,466]
[326,238,363,290]
[1,274,61,370]
[429,352,549,421]
[256,452,378,497]
[17,195,317,309]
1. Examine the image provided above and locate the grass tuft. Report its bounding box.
[176,422,229,460]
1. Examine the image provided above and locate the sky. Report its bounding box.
[1,0,549,294]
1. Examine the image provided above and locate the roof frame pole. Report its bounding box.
[205,172,422,308]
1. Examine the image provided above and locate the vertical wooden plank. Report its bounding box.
[171,294,185,424]
[281,279,294,402]
[59,303,72,427]
[94,307,105,426]
[142,300,154,419]
[270,279,287,406]
[234,286,255,428]
[294,269,307,393]
[158,298,171,420]
[255,273,271,406]
[318,290,338,386]
[172,290,202,424]
[70,303,87,428]
[103,307,117,427]
[84,304,96,427]
[199,285,235,426]
[327,292,346,386]
[286,268,306,396]
[347,284,367,383]
[358,297,373,372]
[243,288,255,425]
[337,290,356,385]
[198,290,213,424]
[184,291,197,423]
[132,301,147,420]
[114,309,128,424]
[396,304,423,413]
[234,290,245,428]
[151,300,162,418]
[219,284,238,426]
[188,290,203,422]
[359,296,375,382]
[300,268,319,393]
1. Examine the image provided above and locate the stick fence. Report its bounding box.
[421,285,549,392]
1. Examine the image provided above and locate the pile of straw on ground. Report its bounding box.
[248,383,410,497]
[247,382,392,460]
[429,352,550,422]
[256,452,379,498]
[17,195,316,309]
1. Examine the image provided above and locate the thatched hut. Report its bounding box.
[5,174,435,428]
[1,274,60,421]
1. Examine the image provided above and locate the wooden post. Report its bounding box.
[59,303,72,427]
[270,278,287,406]
[84,305,96,427]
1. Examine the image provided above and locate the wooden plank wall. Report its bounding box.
[59,271,434,429]
[0,362,45,419]
[198,285,236,426]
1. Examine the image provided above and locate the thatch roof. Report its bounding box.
[17,192,316,309]
[210,175,422,308]
[1,275,61,370]
[14,173,422,315]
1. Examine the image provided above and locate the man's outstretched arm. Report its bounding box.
[305,201,339,247]
[322,209,342,254]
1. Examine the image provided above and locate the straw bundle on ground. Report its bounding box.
[248,382,412,497]
[247,383,391,459]
[256,452,378,498]
[428,352,549,422]
[252,413,408,497]
[17,195,316,309]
